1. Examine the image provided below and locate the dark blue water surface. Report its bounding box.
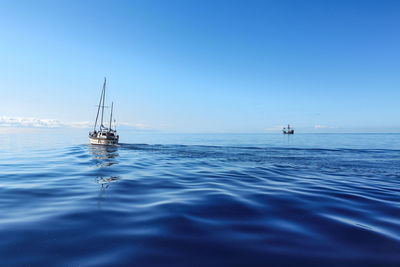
[1,133,400,266]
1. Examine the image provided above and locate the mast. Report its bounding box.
[93,79,105,131]
[100,77,106,128]
[109,102,113,131]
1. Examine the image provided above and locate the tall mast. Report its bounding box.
[93,79,105,131]
[100,77,106,127]
[109,102,113,131]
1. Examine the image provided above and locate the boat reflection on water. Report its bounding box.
[88,144,121,208]
[96,175,121,209]
[89,144,120,167]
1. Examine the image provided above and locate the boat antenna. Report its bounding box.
[93,78,105,131]
[109,102,113,131]
[100,77,106,128]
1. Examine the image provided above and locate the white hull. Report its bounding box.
[89,137,119,145]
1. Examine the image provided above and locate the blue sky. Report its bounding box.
[0,0,399,133]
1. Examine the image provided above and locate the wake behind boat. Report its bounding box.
[89,78,119,145]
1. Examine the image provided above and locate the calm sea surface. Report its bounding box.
[1,133,400,266]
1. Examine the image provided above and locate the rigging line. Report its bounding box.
[109,102,113,131]
[100,77,106,127]
[93,79,105,131]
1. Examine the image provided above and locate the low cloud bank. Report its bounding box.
[314,125,339,129]
[0,116,66,128]
[0,116,149,130]
[264,125,284,132]
[119,122,151,130]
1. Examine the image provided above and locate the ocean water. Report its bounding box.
[1,132,400,266]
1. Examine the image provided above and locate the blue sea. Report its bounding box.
[1,132,400,266]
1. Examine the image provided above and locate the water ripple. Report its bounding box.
[1,139,400,265]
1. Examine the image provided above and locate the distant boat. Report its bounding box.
[283,124,294,135]
[89,78,119,145]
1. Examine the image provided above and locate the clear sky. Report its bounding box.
[1,0,399,133]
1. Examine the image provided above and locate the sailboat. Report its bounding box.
[283,124,294,135]
[89,78,119,145]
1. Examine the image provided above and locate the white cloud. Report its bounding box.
[314,125,339,129]
[64,121,92,128]
[0,116,64,128]
[0,116,150,130]
[264,125,284,131]
[0,116,92,129]
[119,122,150,130]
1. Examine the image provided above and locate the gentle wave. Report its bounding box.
[1,140,400,265]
